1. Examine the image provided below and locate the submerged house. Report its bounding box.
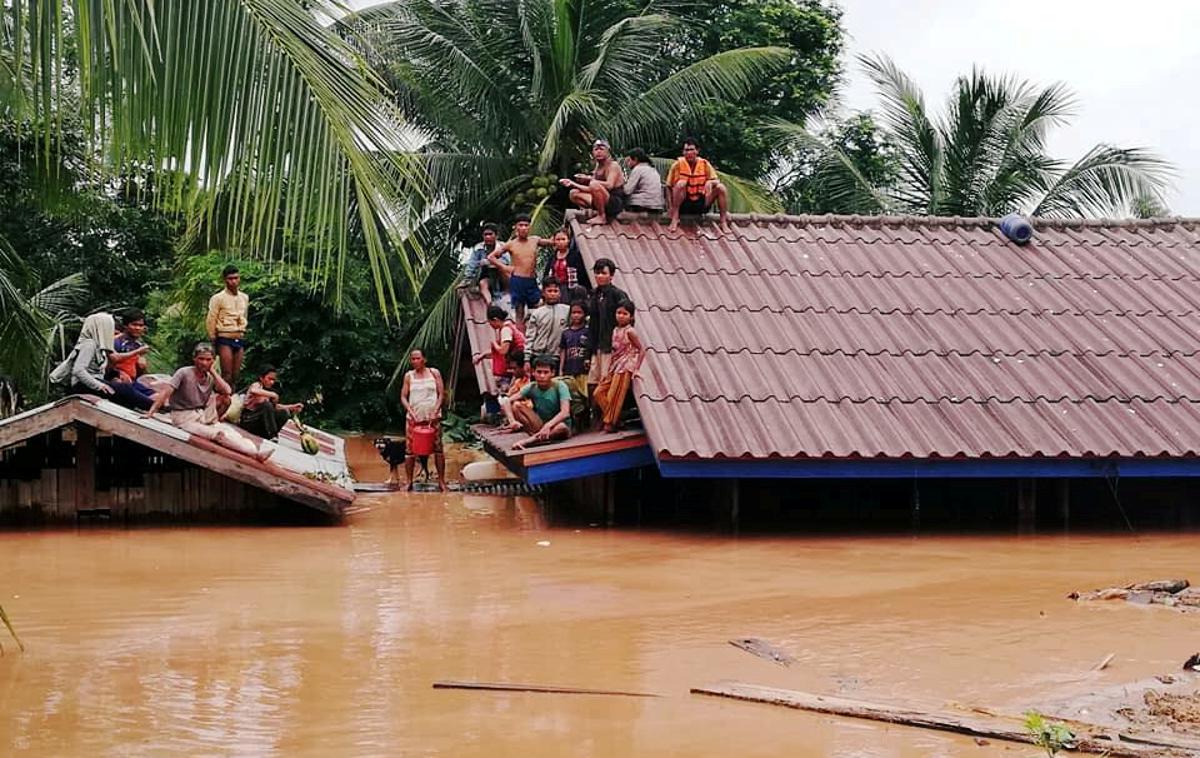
[468,213,1200,526]
[0,396,354,523]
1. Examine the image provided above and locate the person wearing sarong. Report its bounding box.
[592,300,644,433]
[400,349,446,491]
[239,366,303,440]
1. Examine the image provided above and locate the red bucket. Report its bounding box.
[409,423,437,457]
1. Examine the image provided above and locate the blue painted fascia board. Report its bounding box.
[526,445,656,484]
[656,457,1200,479]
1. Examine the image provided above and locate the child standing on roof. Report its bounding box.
[559,301,591,428]
[540,228,589,303]
[593,300,644,433]
[488,214,556,324]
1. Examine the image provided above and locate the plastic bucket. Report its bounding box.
[410,423,437,457]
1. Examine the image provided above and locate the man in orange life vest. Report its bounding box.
[666,137,731,234]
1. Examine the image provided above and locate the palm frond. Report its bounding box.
[1032,145,1174,219]
[10,0,428,310]
[606,46,792,148]
[858,53,942,213]
[389,277,463,394]
[767,118,892,214]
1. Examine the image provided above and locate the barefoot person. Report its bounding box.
[559,139,626,225]
[667,138,731,233]
[399,349,447,491]
[145,343,273,462]
[239,366,304,440]
[206,265,250,387]
[593,300,645,433]
[463,223,508,304]
[502,356,572,449]
[488,214,555,323]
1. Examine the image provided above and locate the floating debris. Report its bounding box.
[1069,579,1198,612]
[728,637,795,667]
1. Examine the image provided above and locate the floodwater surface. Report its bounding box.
[1,450,1198,756]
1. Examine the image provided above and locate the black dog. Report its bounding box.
[374,437,428,483]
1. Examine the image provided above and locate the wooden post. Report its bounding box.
[1057,479,1070,530]
[447,306,466,406]
[1017,478,1036,534]
[604,473,615,527]
[74,424,96,512]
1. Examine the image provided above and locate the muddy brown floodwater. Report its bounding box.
[2,443,1200,756]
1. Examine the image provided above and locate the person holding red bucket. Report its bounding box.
[400,349,447,491]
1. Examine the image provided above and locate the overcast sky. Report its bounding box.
[835,0,1200,214]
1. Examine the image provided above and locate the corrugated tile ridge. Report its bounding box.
[567,208,1200,230]
[644,304,1196,317]
[636,392,1200,404]
[625,267,1200,282]
[643,346,1200,358]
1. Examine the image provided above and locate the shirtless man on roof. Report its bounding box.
[488,214,556,323]
[559,139,626,226]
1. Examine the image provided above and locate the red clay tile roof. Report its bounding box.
[570,213,1200,461]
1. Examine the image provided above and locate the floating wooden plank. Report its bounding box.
[690,681,1179,757]
[433,680,660,698]
[728,637,795,667]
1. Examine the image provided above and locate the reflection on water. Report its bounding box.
[2,486,1200,756]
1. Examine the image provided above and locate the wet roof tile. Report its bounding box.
[571,213,1200,461]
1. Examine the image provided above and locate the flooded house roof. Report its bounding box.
[0,395,354,515]
[570,213,1200,477]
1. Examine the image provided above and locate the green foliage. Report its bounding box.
[147,252,413,431]
[1023,711,1075,757]
[668,0,844,179]
[3,0,429,312]
[781,113,898,214]
[776,55,1173,218]
[0,118,178,312]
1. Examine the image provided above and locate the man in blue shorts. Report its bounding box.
[488,213,556,324]
[206,265,250,390]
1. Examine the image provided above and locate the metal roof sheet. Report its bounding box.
[571,213,1200,461]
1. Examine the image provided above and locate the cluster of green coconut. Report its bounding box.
[511,173,560,208]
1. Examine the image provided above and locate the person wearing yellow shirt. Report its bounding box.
[666,137,731,234]
[206,265,250,387]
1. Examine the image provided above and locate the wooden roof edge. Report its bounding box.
[0,397,352,515]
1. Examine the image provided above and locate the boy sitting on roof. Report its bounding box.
[502,356,572,450]
[463,223,509,304]
[145,342,273,462]
[666,137,731,234]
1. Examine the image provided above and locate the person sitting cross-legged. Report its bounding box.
[145,342,274,462]
[502,357,573,450]
[666,137,731,234]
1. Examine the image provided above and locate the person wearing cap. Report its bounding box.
[559,139,626,225]
[623,148,665,213]
[667,137,731,233]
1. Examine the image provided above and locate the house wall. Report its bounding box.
[0,428,323,525]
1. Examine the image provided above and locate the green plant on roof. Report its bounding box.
[1024,710,1075,757]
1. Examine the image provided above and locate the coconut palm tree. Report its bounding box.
[349,0,790,360]
[1,1,428,310]
[0,234,86,413]
[776,55,1172,218]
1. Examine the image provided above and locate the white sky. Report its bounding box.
[836,0,1200,214]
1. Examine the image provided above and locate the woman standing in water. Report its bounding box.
[400,349,447,491]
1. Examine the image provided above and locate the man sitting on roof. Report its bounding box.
[145,342,274,462]
[667,137,731,234]
[463,223,508,304]
[559,139,626,226]
[623,148,665,213]
[502,356,572,450]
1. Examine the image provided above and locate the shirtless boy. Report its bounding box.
[488,214,556,323]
